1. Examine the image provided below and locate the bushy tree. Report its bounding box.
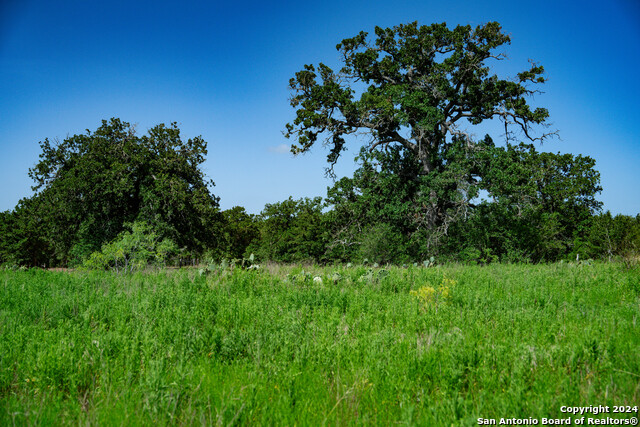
[3,118,223,266]
[221,206,259,259]
[249,197,326,263]
[324,146,422,261]
[325,140,603,263]
[83,221,178,272]
[439,142,602,262]
[0,197,51,266]
[584,213,640,261]
[478,143,601,261]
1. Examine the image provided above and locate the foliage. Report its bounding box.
[221,206,259,259]
[0,22,631,268]
[358,223,407,264]
[324,146,421,261]
[83,221,178,272]
[1,264,639,424]
[286,21,554,237]
[410,274,455,310]
[0,118,614,267]
[3,118,222,266]
[198,253,260,277]
[463,142,603,262]
[249,196,327,263]
[583,212,640,261]
[0,197,51,267]
[281,20,612,263]
[324,138,603,263]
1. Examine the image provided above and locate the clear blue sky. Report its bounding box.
[1,0,639,215]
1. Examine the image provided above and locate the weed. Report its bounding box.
[410,275,455,310]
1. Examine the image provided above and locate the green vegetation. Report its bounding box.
[1,263,638,424]
[286,21,554,240]
[0,118,222,267]
[82,221,178,273]
[0,19,638,427]
[247,197,326,263]
[1,22,638,268]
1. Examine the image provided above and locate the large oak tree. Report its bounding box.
[286,22,555,235]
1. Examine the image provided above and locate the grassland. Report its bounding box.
[1,263,639,425]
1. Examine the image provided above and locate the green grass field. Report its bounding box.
[1,263,639,425]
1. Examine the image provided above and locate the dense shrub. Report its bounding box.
[83,221,178,272]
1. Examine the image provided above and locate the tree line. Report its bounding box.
[237,144,639,265]
[0,117,637,268]
[1,21,638,267]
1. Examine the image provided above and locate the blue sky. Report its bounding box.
[1,0,639,215]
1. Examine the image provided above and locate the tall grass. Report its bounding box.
[1,263,638,425]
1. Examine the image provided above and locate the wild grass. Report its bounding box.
[1,263,639,425]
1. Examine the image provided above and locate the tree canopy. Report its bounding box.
[323,141,603,263]
[286,21,553,172]
[1,118,222,266]
[286,21,556,237]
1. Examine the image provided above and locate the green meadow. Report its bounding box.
[1,263,639,425]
